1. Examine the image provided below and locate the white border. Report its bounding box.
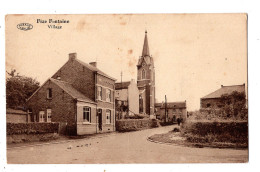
[1,0,260,172]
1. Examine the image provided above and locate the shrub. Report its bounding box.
[181,121,248,145]
[7,122,59,135]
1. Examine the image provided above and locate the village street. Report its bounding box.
[7,125,248,164]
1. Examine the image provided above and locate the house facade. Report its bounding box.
[200,84,246,109]
[137,31,156,116]
[26,53,116,135]
[155,101,187,122]
[115,79,139,119]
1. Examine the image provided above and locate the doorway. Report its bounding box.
[98,109,102,131]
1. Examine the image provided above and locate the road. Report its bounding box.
[7,125,248,164]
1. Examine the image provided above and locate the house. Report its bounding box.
[200,84,246,109]
[6,108,28,123]
[115,79,139,119]
[155,101,187,122]
[137,31,156,116]
[26,53,116,135]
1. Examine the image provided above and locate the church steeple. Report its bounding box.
[142,30,150,57]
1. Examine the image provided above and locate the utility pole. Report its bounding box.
[165,95,167,122]
[120,71,123,84]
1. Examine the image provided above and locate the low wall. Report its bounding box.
[116,119,159,132]
[7,122,59,135]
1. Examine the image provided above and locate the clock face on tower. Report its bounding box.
[142,62,145,67]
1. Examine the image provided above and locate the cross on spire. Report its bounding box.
[142,30,150,57]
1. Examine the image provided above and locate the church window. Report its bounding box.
[142,69,146,79]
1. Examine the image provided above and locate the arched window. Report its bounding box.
[142,69,146,79]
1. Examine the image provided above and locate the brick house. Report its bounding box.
[155,101,187,122]
[115,79,139,119]
[26,53,116,135]
[200,84,246,109]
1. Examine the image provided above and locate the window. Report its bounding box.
[97,86,102,100]
[83,107,91,123]
[106,89,111,102]
[106,110,111,124]
[142,69,146,79]
[39,111,44,122]
[47,109,51,122]
[47,88,52,99]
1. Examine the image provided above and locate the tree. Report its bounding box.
[220,91,247,119]
[6,69,40,109]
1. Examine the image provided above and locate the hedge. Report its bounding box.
[181,121,248,144]
[116,119,159,132]
[7,122,59,135]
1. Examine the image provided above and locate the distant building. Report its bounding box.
[26,53,116,135]
[200,84,246,109]
[155,101,187,122]
[115,79,139,119]
[6,108,28,123]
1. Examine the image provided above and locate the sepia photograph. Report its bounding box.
[5,14,248,164]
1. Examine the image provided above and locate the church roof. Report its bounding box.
[142,30,150,57]
[201,84,246,99]
[137,31,154,67]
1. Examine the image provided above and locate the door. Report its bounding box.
[98,109,102,131]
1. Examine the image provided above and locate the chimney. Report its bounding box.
[89,62,97,67]
[69,53,77,60]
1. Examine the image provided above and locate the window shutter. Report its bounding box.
[110,111,111,123]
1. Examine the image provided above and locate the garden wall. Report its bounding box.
[116,119,159,132]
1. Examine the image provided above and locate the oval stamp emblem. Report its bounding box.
[17,23,33,31]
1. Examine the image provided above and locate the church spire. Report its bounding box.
[142,30,150,57]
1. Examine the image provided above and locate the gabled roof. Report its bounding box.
[75,58,117,81]
[201,84,245,99]
[115,81,131,90]
[50,78,96,104]
[27,78,96,104]
[155,101,186,109]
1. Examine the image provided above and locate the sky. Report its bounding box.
[5,14,247,111]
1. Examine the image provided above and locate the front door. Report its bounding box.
[98,109,102,131]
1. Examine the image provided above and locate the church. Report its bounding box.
[115,31,156,117]
[137,31,156,116]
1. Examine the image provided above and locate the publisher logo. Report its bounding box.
[17,23,33,31]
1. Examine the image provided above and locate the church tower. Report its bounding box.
[137,31,155,115]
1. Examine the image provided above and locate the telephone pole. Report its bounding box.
[165,95,167,122]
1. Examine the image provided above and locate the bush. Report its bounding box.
[116,119,159,132]
[7,122,59,135]
[181,121,248,145]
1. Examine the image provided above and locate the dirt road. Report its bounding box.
[7,125,248,163]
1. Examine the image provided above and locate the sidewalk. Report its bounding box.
[7,131,118,149]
